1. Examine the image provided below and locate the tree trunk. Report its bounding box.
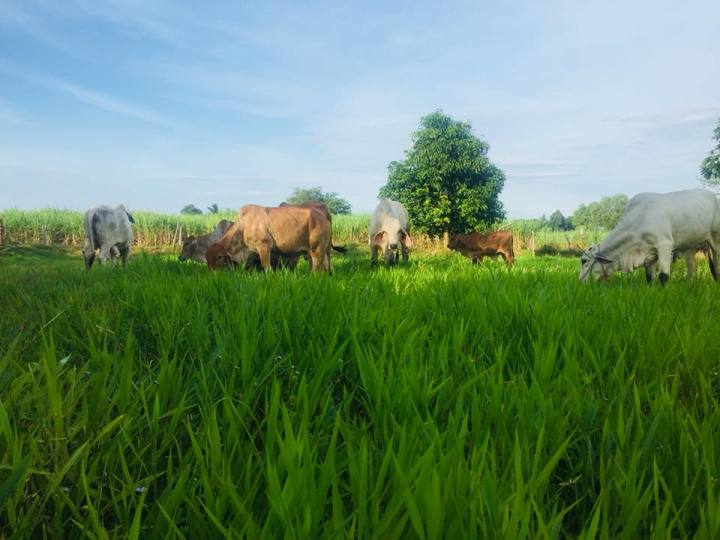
[442,230,449,248]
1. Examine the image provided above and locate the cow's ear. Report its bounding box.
[595,253,613,264]
[401,229,413,248]
[372,231,386,244]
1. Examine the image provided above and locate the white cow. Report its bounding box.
[579,189,720,284]
[369,198,413,265]
[83,205,135,268]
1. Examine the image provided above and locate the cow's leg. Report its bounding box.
[257,246,273,271]
[657,245,673,286]
[401,244,409,263]
[370,244,381,266]
[118,244,130,267]
[99,245,113,266]
[308,248,328,273]
[325,250,333,274]
[644,262,656,284]
[683,251,697,279]
[709,246,719,281]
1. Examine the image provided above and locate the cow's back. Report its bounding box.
[87,205,133,247]
[370,198,408,238]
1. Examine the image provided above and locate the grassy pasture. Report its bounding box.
[0,246,719,538]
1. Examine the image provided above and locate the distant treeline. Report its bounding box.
[0,209,608,255]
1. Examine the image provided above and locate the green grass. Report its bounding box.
[1,247,719,538]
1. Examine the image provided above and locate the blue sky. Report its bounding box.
[1,0,719,217]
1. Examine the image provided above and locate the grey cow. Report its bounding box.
[179,219,233,263]
[83,205,135,268]
[369,198,413,265]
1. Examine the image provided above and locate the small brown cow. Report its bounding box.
[206,204,333,273]
[447,231,515,265]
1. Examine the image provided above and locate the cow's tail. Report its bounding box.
[119,204,135,223]
[331,244,347,254]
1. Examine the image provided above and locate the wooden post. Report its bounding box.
[0,218,4,245]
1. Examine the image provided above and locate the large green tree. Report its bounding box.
[379,110,505,237]
[286,186,352,214]
[571,194,628,231]
[701,119,720,185]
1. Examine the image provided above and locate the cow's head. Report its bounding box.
[447,233,459,250]
[179,235,197,262]
[206,243,234,270]
[579,245,614,281]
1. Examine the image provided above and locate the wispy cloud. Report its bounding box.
[41,77,174,127]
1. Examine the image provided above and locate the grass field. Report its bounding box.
[1,245,719,538]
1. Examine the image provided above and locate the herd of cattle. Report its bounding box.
[82,188,720,284]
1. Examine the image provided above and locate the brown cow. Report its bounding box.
[206,204,333,273]
[447,231,514,265]
[179,219,233,263]
[279,201,346,253]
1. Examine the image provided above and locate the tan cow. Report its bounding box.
[206,204,333,273]
[447,231,515,265]
[279,201,347,254]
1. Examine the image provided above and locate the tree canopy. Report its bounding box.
[286,186,352,214]
[701,119,720,185]
[571,194,628,230]
[180,204,203,215]
[379,110,505,237]
[548,210,573,231]
[206,203,219,214]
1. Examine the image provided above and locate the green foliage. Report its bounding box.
[0,209,368,246]
[571,194,628,231]
[180,204,203,215]
[549,210,573,231]
[0,249,718,537]
[206,203,220,214]
[701,119,720,184]
[286,186,352,215]
[380,110,505,237]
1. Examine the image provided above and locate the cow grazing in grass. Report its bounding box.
[83,205,134,268]
[206,204,333,273]
[447,231,514,265]
[179,219,233,263]
[579,189,720,285]
[369,198,412,265]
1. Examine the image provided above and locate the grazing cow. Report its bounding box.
[206,204,333,273]
[83,205,134,268]
[279,201,347,254]
[447,231,514,265]
[579,189,720,284]
[179,219,233,263]
[369,198,412,265]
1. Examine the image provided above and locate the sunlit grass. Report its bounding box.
[1,247,719,538]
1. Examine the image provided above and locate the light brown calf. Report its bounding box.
[447,230,514,265]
